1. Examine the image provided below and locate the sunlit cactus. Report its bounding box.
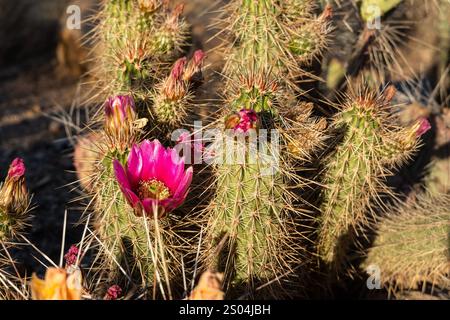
[89,117,193,298]
[201,73,327,298]
[362,193,450,294]
[221,0,332,86]
[317,85,429,275]
[91,0,189,102]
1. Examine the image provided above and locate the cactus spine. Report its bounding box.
[362,193,450,293]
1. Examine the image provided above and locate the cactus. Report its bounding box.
[82,96,193,298]
[201,72,327,298]
[316,85,429,275]
[362,193,450,294]
[221,0,331,87]
[92,0,188,100]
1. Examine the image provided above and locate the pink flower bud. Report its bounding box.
[183,50,206,81]
[162,58,188,101]
[105,285,123,300]
[64,245,80,267]
[171,57,187,80]
[7,158,25,180]
[416,118,431,136]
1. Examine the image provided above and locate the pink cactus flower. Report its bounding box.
[7,158,25,180]
[64,245,80,267]
[416,117,431,136]
[105,285,122,300]
[113,139,193,217]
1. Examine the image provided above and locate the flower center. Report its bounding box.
[138,179,171,200]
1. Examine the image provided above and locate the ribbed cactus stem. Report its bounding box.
[362,194,450,292]
[225,0,330,83]
[205,135,290,295]
[317,87,422,272]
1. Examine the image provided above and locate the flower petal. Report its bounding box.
[172,166,193,200]
[113,160,131,190]
[126,144,143,187]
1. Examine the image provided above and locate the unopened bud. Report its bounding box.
[183,50,206,81]
[0,158,29,214]
[162,57,188,100]
[104,95,137,151]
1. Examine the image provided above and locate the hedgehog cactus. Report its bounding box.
[201,72,327,298]
[94,0,188,100]
[199,0,331,297]
[222,0,331,86]
[316,86,430,274]
[87,95,193,298]
[362,193,450,294]
[0,158,31,300]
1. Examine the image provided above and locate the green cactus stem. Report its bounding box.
[362,193,450,293]
[317,86,423,274]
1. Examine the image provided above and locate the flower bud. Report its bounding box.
[104,285,122,300]
[0,158,29,214]
[104,95,137,151]
[183,50,206,82]
[162,57,188,101]
[189,271,224,300]
[64,245,80,268]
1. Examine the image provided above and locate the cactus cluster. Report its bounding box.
[1,0,449,301]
